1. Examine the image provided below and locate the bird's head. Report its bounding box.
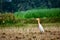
[36,18,40,23]
[36,18,40,21]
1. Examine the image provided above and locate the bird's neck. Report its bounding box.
[37,20,40,24]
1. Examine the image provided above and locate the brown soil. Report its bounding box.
[0,26,60,40]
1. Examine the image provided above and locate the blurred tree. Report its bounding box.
[0,0,60,12]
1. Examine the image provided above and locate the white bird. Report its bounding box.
[36,18,44,33]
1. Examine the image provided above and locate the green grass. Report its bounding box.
[0,23,60,28]
[14,8,60,19]
[0,8,60,27]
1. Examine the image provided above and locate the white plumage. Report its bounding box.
[36,18,44,33]
[38,23,44,32]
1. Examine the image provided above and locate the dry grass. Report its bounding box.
[0,23,60,40]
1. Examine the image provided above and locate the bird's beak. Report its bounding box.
[36,18,40,21]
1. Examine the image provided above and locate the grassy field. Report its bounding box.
[0,8,60,27]
[14,8,60,19]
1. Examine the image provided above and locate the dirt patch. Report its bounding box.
[0,27,60,40]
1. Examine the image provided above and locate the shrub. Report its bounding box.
[0,13,15,24]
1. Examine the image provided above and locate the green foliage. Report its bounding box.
[14,11,28,19]
[0,0,60,12]
[0,13,15,24]
[14,8,60,18]
[0,8,60,27]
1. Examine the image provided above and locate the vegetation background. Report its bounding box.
[0,0,60,27]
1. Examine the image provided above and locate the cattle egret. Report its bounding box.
[36,18,44,33]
